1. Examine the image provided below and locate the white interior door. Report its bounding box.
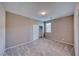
[33,25,39,40]
[0,3,5,55]
[74,3,79,56]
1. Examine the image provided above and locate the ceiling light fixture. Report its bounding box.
[39,10,48,16]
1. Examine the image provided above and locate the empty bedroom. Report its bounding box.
[0,2,79,56]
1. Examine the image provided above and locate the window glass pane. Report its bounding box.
[46,23,51,32]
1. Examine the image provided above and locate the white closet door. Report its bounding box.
[33,25,39,40]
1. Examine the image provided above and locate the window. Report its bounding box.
[46,23,51,32]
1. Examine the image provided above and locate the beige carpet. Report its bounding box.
[3,38,74,56]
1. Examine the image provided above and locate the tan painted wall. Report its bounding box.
[46,16,74,45]
[6,12,42,48]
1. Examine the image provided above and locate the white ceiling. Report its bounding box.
[2,2,76,21]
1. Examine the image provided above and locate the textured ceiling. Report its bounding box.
[3,2,76,21]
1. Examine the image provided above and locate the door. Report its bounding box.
[33,25,39,40]
[0,3,5,55]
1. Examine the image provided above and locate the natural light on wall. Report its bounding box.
[46,23,51,32]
